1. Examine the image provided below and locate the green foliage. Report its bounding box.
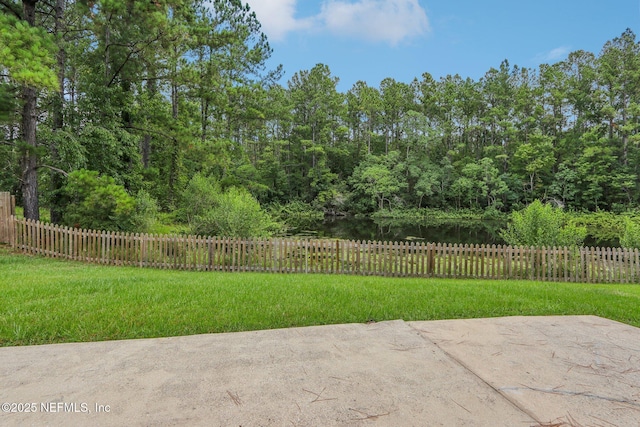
[269,201,324,229]
[500,200,587,247]
[451,158,508,209]
[548,163,579,207]
[182,174,280,237]
[130,190,160,233]
[414,161,442,207]
[0,13,58,90]
[513,132,555,198]
[62,169,136,231]
[38,127,87,171]
[349,153,405,211]
[14,206,51,223]
[179,174,219,225]
[200,187,280,238]
[371,207,487,222]
[76,125,142,189]
[620,218,640,249]
[313,186,348,215]
[0,83,18,123]
[572,211,626,245]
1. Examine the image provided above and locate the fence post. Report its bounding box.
[0,192,16,245]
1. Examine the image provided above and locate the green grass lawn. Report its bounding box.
[1,247,639,347]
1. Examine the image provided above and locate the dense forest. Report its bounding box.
[2,1,640,234]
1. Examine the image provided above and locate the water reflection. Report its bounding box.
[289,216,618,247]
[290,217,506,245]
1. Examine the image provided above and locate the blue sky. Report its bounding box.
[244,0,640,92]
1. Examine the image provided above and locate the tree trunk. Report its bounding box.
[168,73,179,207]
[201,99,209,142]
[104,23,111,85]
[622,106,628,166]
[141,76,157,169]
[141,134,151,169]
[21,87,39,221]
[20,0,40,221]
[50,0,66,224]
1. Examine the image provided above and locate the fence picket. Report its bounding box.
[604,246,609,282]
[635,248,640,283]
[595,247,605,283]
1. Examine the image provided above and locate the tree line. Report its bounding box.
[2,1,640,232]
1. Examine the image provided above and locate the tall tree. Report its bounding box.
[379,78,415,154]
[288,64,343,200]
[0,1,59,220]
[346,81,382,156]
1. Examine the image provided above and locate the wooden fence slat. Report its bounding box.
[561,246,566,282]
[378,240,383,276]
[410,241,416,277]
[612,247,618,283]
[417,242,423,277]
[400,241,405,276]
[603,246,608,283]
[635,248,640,283]
[384,240,389,277]
[373,240,379,276]
[376,240,381,276]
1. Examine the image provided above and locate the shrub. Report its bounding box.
[130,190,159,233]
[571,211,625,244]
[269,201,324,230]
[620,218,640,249]
[179,173,219,225]
[500,200,586,248]
[62,169,135,231]
[182,174,280,238]
[197,187,280,237]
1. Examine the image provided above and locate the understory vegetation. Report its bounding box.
[500,200,587,248]
[0,249,639,347]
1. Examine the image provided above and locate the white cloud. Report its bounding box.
[244,0,430,45]
[537,46,571,63]
[320,0,430,45]
[244,0,315,42]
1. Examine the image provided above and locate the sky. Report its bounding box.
[243,0,640,92]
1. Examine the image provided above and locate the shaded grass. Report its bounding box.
[1,248,639,347]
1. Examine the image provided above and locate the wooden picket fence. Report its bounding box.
[2,206,640,283]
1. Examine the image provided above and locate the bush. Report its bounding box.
[620,218,640,249]
[269,201,324,230]
[178,173,219,225]
[197,187,280,237]
[130,190,159,233]
[500,200,586,248]
[62,169,135,231]
[182,174,280,238]
[571,211,625,244]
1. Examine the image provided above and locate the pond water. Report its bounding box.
[290,217,506,245]
[289,216,618,247]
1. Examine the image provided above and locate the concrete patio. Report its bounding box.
[1,316,639,426]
